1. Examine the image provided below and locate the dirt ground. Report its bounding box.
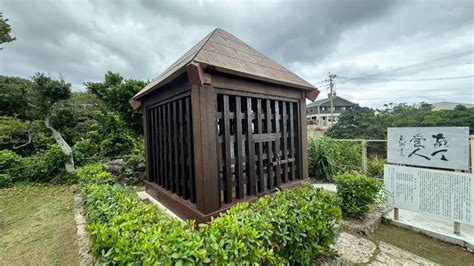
[0,183,80,266]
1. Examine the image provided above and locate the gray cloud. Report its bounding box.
[1,0,473,107]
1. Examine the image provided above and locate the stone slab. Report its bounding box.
[388,208,474,252]
[313,183,337,193]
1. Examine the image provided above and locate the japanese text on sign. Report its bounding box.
[387,127,469,170]
[384,164,474,225]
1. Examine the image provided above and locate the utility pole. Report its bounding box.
[327,72,337,127]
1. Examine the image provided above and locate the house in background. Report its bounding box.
[306,93,357,129]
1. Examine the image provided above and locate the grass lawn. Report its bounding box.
[0,183,79,265]
[365,223,474,265]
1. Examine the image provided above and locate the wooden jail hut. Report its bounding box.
[130,28,320,223]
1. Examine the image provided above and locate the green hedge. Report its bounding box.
[78,164,341,264]
[335,172,383,217]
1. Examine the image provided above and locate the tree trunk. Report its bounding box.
[44,115,75,173]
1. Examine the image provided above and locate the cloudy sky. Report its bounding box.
[1,0,473,108]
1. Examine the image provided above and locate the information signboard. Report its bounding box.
[384,164,474,225]
[387,127,469,170]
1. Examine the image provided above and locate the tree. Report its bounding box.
[423,105,474,133]
[326,106,384,139]
[32,73,75,172]
[0,76,35,119]
[0,13,16,49]
[85,71,146,135]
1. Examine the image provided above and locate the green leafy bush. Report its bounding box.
[78,164,341,264]
[308,137,362,180]
[0,149,22,179]
[335,172,383,217]
[367,157,385,179]
[0,173,13,188]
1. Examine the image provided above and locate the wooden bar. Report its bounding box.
[185,97,194,201]
[167,103,173,190]
[274,100,282,186]
[178,99,185,196]
[154,108,159,185]
[257,99,264,193]
[266,100,274,189]
[289,102,296,181]
[158,106,163,186]
[282,102,288,183]
[223,95,233,203]
[246,97,256,195]
[235,96,245,198]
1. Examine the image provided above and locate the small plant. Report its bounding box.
[335,172,383,218]
[308,137,335,181]
[367,156,385,179]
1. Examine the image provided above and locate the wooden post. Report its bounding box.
[394,207,399,220]
[191,84,220,214]
[299,95,309,179]
[362,140,368,174]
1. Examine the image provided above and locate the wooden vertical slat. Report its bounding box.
[266,100,274,189]
[289,102,296,181]
[178,99,186,196]
[158,106,163,186]
[246,97,256,195]
[148,109,156,182]
[282,102,288,183]
[223,95,233,203]
[153,108,159,184]
[274,100,282,186]
[167,103,173,190]
[162,106,168,189]
[185,97,194,201]
[173,101,179,194]
[148,109,155,183]
[235,96,245,199]
[257,99,264,193]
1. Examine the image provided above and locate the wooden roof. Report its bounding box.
[134,28,316,100]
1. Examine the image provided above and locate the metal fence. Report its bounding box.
[331,138,387,176]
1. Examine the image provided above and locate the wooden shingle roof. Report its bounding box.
[134,28,316,100]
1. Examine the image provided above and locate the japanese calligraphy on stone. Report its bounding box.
[384,164,474,225]
[387,127,469,170]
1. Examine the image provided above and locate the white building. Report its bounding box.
[306,94,357,129]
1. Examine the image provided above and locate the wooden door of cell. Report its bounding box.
[217,92,301,205]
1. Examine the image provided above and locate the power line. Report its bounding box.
[341,49,474,83]
[349,75,474,82]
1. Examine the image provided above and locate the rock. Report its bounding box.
[342,204,393,235]
[135,163,146,172]
[336,232,377,264]
[105,159,124,176]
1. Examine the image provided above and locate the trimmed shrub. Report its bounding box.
[335,172,383,217]
[78,164,341,264]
